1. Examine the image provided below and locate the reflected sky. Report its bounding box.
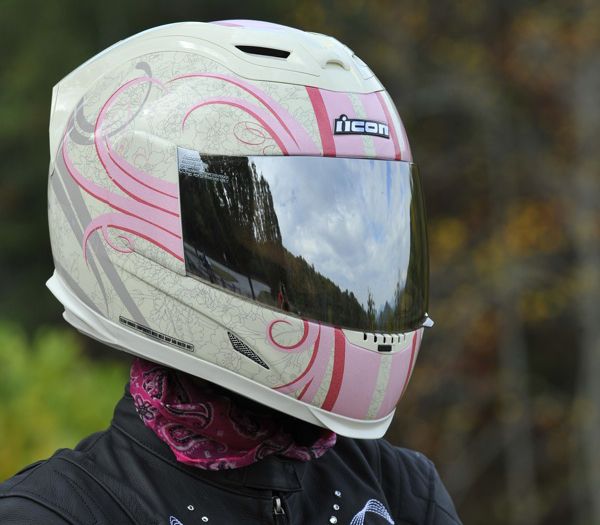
[253,156,413,312]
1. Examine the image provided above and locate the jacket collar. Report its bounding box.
[112,387,308,493]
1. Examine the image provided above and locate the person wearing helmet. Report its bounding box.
[0,20,462,524]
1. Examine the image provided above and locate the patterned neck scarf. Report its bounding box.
[129,358,337,470]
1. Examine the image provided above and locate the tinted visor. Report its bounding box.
[178,149,429,332]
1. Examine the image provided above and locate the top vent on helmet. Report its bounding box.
[235,45,290,59]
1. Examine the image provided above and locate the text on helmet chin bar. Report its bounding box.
[333,114,390,139]
[119,316,194,352]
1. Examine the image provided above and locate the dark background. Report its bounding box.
[1,1,599,524]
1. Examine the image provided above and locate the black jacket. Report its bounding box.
[0,388,461,524]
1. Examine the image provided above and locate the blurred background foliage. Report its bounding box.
[0,324,128,475]
[0,1,599,524]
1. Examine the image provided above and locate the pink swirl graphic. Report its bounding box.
[267,319,311,351]
[170,72,318,154]
[62,76,184,263]
[268,317,424,419]
[233,120,271,146]
[182,97,298,155]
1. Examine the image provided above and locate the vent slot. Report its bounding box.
[236,45,290,59]
[325,59,348,70]
[228,332,270,369]
[363,331,401,347]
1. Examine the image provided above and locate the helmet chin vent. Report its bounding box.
[227,331,270,369]
[235,45,290,59]
[362,332,408,347]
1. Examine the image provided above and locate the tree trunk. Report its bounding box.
[570,46,600,525]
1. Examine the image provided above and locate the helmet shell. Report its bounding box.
[48,20,422,438]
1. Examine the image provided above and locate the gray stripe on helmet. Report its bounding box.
[50,171,107,313]
[70,62,154,146]
[54,151,147,324]
[53,258,99,314]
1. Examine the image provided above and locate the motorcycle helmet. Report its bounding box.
[47,19,431,438]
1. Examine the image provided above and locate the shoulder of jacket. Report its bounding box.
[0,428,107,492]
[333,436,431,485]
[375,439,462,524]
[0,431,121,525]
[0,454,83,524]
[379,440,431,489]
[0,490,74,524]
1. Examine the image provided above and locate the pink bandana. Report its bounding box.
[129,358,336,470]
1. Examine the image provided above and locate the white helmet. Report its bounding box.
[47,20,431,438]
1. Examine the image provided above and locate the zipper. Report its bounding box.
[272,492,288,524]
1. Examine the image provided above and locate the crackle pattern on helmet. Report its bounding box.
[49,50,421,421]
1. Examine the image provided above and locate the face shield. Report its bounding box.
[178,148,429,333]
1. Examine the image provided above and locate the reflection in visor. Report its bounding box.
[178,149,428,332]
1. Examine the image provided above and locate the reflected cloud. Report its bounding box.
[256,156,412,311]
